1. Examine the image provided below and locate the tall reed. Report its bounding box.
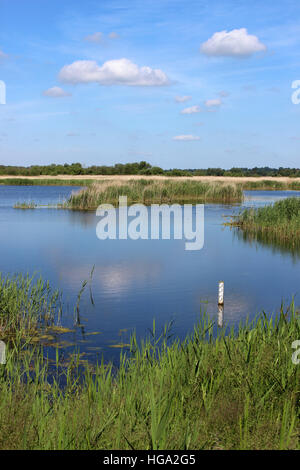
[66,180,243,209]
[0,273,61,342]
[0,274,299,450]
[231,197,300,244]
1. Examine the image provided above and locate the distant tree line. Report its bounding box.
[0,162,300,177]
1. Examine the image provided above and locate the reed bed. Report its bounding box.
[0,274,299,450]
[0,178,92,186]
[233,225,300,260]
[241,179,300,191]
[66,180,244,209]
[0,273,61,342]
[2,176,300,191]
[231,197,300,245]
[13,201,37,209]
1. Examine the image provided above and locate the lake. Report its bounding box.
[0,185,300,364]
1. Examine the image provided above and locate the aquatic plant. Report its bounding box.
[231,197,300,244]
[65,179,244,209]
[0,274,299,450]
[0,273,61,342]
[13,201,37,209]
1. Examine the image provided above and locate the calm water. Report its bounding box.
[0,185,300,363]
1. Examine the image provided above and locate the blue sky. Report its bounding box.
[1,0,300,168]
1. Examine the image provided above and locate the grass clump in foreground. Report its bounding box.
[66,179,243,209]
[0,273,61,342]
[231,197,300,246]
[0,275,299,450]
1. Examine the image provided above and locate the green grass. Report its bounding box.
[0,178,91,186]
[240,180,300,191]
[13,201,37,209]
[231,197,300,244]
[1,176,300,191]
[0,273,61,342]
[0,273,299,450]
[240,180,288,190]
[65,180,244,209]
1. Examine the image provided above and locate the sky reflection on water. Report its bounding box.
[0,185,300,363]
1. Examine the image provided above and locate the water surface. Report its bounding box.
[0,185,299,363]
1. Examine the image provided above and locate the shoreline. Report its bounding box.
[1,174,300,183]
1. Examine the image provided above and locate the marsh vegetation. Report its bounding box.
[231,197,300,246]
[65,179,244,209]
[0,273,299,450]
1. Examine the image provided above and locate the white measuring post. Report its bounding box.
[218,281,224,306]
[218,305,224,328]
[0,340,6,365]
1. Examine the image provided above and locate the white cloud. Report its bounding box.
[181,105,201,114]
[173,135,200,141]
[205,98,222,107]
[84,32,103,43]
[0,49,7,59]
[43,87,71,98]
[59,58,170,87]
[175,95,192,103]
[201,28,266,57]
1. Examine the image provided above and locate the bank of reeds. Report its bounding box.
[241,180,300,191]
[231,197,300,245]
[2,176,300,191]
[0,178,91,186]
[0,273,299,450]
[66,180,243,209]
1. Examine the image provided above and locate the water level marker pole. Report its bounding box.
[218,305,224,328]
[0,340,6,365]
[218,281,224,306]
[217,281,224,327]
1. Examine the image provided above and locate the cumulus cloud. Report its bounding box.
[173,135,200,141]
[84,32,103,43]
[200,28,266,57]
[59,58,170,87]
[181,105,201,114]
[205,98,222,107]
[43,86,71,98]
[175,95,192,103]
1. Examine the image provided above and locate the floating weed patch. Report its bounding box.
[48,326,75,334]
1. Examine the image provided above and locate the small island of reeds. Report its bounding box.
[230,197,300,247]
[65,179,244,210]
[13,201,37,209]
